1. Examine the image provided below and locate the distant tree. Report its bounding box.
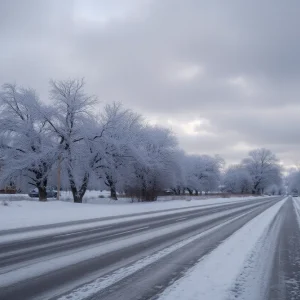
[265,184,280,195]
[185,154,223,195]
[124,126,178,201]
[287,170,300,194]
[169,150,187,195]
[88,103,142,200]
[242,148,282,194]
[223,165,253,194]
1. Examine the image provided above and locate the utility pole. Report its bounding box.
[57,155,61,200]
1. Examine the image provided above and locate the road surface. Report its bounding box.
[0,196,299,300]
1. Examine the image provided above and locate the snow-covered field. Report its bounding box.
[0,192,261,231]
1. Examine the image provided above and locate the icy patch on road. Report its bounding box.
[157,198,286,300]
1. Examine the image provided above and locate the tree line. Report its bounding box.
[222,148,283,195]
[286,169,300,195]
[0,79,284,202]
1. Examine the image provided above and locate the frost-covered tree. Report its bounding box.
[287,170,300,194]
[169,150,187,195]
[223,165,253,194]
[88,103,142,200]
[124,126,178,201]
[265,184,280,195]
[0,84,56,200]
[1,78,287,204]
[184,155,201,194]
[242,148,282,194]
[45,79,97,203]
[185,154,223,195]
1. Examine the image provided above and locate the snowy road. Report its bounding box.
[1,196,299,300]
[268,198,300,300]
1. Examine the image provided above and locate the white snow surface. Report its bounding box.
[0,192,261,231]
[157,197,286,300]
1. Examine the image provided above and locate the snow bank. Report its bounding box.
[0,193,262,231]
[157,197,286,300]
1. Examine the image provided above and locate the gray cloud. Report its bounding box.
[1,0,300,167]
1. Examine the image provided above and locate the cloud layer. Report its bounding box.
[1,0,300,167]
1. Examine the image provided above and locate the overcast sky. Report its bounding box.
[1,0,300,168]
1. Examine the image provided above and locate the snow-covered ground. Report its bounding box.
[157,198,286,300]
[0,190,114,203]
[0,190,257,204]
[0,192,261,231]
